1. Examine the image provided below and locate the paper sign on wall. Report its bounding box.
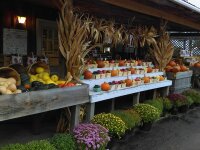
[3,28,27,55]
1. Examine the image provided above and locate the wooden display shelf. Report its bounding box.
[0,85,89,129]
[89,80,172,103]
[82,72,164,90]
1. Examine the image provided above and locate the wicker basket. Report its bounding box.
[0,67,21,86]
[27,61,50,75]
[9,64,27,74]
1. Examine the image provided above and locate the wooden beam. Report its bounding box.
[102,0,200,31]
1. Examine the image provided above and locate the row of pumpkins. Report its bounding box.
[165,60,189,73]
[99,76,165,91]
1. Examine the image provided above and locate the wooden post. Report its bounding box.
[70,105,81,131]
[86,103,95,122]
[153,89,157,99]
[111,98,115,111]
[160,86,169,97]
[133,92,140,105]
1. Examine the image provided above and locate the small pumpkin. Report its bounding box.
[101,82,110,91]
[130,68,135,74]
[180,65,187,72]
[159,76,165,81]
[111,70,118,77]
[168,60,176,67]
[165,65,173,72]
[194,62,200,68]
[97,61,105,68]
[125,79,132,87]
[147,67,153,73]
[143,76,150,83]
[172,66,180,73]
[118,60,125,66]
[84,70,93,79]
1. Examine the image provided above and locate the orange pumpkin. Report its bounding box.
[84,70,93,79]
[165,65,173,72]
[111,70,118,77]
[180,65,187,72]
[125,79,133,87]
[101,82,110,91]
[147,67,153,73]
[194,62,200,68]
[159,76,165,81]
[168,60,176,67]
[97,61,105,68]
[172,66,180,73]
[143,77,150,83]
[130,68,135,74]
[138,60,142,66]
[119,60,125,66]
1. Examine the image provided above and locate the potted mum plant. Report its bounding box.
[73,123,110,150]
[91,113,127,139]
[134,104,160,131]
[182,89,200,107]
[167,93,188,113]
[163,98,173,115]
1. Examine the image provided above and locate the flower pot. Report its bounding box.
[140,122,152,131]
[178,105,188,113]
[170,107,178,115]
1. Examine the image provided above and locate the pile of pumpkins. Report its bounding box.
[165,60,188,73]
[0,77,22,95]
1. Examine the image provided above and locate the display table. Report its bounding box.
[0,84,89,129]
[82,66,172,121]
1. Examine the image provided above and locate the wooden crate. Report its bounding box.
[166,71,193,94]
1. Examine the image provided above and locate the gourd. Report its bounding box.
[7,84,17,92]
[0,86,7,94]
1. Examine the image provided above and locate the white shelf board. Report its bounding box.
[88,66,148,72]
[82,72,164,90]
[89,80,172,103]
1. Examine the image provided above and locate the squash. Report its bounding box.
[101,82,110,91]
[7,78,17,85]
[15,89,22,94]
[6,89,13,94]
[7,84,17,92]
[0,86,7,94]
[0,77,7,82]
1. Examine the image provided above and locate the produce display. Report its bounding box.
[86,59,152,69]
[98,75,165,92]
[165,60,189,73]
[0,62,80,95]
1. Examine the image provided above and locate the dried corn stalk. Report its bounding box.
[150,31,174,71]
[58,0,127,80]
[131,26,157,48]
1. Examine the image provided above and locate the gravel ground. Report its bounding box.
[112,107,200,150]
